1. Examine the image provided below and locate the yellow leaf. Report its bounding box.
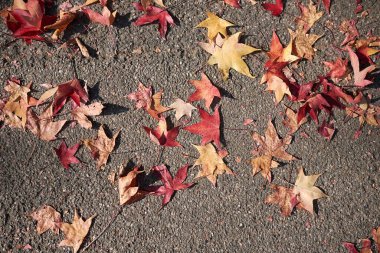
[207,32,260,80]
[196,12,234,40]
[192,143,233,186]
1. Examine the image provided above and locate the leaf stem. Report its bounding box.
[81,205,124,252]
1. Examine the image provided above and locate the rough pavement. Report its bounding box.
[0,0,379,252]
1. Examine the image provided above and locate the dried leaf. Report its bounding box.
[30,205,62,235]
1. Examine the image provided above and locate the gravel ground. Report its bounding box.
[0,0,379,252]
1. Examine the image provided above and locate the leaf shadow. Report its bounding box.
[88,82,103,101]
[218,106,227,148]
[113,13,132,29]
[102,103,129,116]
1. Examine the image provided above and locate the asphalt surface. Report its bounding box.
[0,0,380,252]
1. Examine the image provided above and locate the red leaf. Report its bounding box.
[322,0,331,13]
[317,120,335,141]
[347,46,376,87]
[53,79,89,115]
[143,117,181,147]
[324,58,349,79]
[262,0,283,16]
[188,73,221,111]
[149,164,194,207]
[133,3,174,38]
[183,106,221,148]
[54,140,81,169]
[224,0,241,8]
[5,0,56,43]
[82,6,116,26]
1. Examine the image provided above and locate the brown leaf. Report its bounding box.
[83,125,120,169]
[282,107,307,134]
[192,143,233,186]
[251,119,296,182]
[26,104,66,141]
[44,10,77,40]
[30,205,62,235]
[118,166,147,205]
[265,184,299,217]
[59,210,96,253]
[71,102,103,129]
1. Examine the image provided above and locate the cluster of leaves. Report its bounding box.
[1,0,379,252]
[30,205,95,253]
[344,226,380,253]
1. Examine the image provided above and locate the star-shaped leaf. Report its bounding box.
[196,12,234,40]
[207,32,260,80]
[30,205,62,235]
[133,2,174,38]
[44,10,77,40]
[26,104,67,141]
[143,117,181,147]
[169,98,196,120]
[293,167,327,214]
[127,82,153,110]
[289,28,322,60]
[265,184,299,217]
[58,209,96,253]
[192,143,233,186]
[296,1,323,32]
[183,106,221,148]
[83,125,121,169]
[188,73,221,111]
[54,140,81,169]
[267,31,299,63]
[149,164,194,207]
[251,119,296,182]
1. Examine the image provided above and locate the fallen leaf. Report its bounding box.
[324,58,349,79]
[206,32,260,80]
[149,164,194,207]
[289,28,322,60]
[196,12,234,40]
[44,10,77,40]
[317,119,335,141]
[251,119,296,182]
[26,104,67,141]
[347,46,376,87]
[169,98,196,120]
[322,0,331,13]
[75,37,90,58]
[119,166,147,205]
[71,102,103,129]
[4,0,56,43]
[192,143,233,186]
[188,73,221,111]
[343,239,372,253]
[83,125,121,169]
[267,31,299,63]
[224,0,241,8]
[340,19,359,46]
[52,79,89,115]
[265,75,291,104]
[30,205,62,235]
[293,167,327,214]
[127,82,152,110]
[265,184,299,217]
[54,141,81,169]
[296,1,323,32]
[83,6,116,26]
[133,3,174,38]
[59,210,96,253]
[143,117,181,147]
[282,107,307,134]
[262,0,283,16]
[184,106,221,148]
